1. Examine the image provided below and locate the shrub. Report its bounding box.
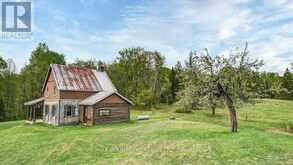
[175,107,192,113]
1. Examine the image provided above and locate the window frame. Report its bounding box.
[51,105,56,117]
[97,108,111,116]
[44,105,49,116]
[64,105,78,118]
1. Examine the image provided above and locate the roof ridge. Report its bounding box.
[51,63,95,71]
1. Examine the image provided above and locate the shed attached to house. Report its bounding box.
[79,91,133,125]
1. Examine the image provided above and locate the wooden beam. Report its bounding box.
[28,106,31,121]
[26,106,29,121]
[33,105,36,122]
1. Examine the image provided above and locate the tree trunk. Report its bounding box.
[211,105,216,116]
[209,95,216,116]
[217,83,238,133]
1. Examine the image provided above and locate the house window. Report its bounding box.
[64,105,78,117]
[52,105,56,117]
[66,108,72,116]
[98,109,111,116]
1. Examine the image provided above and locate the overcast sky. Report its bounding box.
[0,0,293,73]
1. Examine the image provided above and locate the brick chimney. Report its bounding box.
[98,62,105,72]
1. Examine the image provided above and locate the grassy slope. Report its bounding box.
[0,99,292,165]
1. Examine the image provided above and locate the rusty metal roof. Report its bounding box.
[49,64,107,91]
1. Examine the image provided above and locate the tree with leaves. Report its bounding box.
[169,61,183,103]
[21,43,65,98]
[108,47,169,107]
[179,51,202,110]
[185,43,263,132]
[69,58,100,69]
[0,56,7,121]
[282,68,293,98]
[0,56,7,71]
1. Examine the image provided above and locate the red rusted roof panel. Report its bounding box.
[51,64,102,91]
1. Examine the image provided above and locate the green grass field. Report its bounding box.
[0,99,292,165]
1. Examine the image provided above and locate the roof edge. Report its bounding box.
[24,97,45,106]
[79,92,134,106]
[41,64,53,92]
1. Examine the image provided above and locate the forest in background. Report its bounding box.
[0,42,293,121]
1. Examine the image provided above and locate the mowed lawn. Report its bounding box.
[0,99,292,165]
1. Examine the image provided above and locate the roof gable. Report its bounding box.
[79,91,133,106]
[42,64,117,92]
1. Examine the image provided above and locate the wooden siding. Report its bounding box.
[59,91,97,100]
[93,94,130,124]
[94,105,130,124]
[79,105,94,125]
[43,69,97,101]
[80,106,85,123]
[44,71,59,101]
[86,106,95,125]
[42,70,131,125]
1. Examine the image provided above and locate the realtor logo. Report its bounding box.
[2,2,31,32]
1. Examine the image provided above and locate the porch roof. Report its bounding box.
[24,97,45,106]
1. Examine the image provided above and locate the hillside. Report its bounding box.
[0,99,292,164]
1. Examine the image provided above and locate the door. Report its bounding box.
[83,106,86,123]
[83,106,89,123]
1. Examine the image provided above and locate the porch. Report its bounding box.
[24,97,44,124]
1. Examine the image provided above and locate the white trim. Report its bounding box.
[44,101,59,104]
[24,97,44,106]
[97,108,112,116]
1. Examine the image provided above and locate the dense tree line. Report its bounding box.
[0,42,293,124]
[0,43,65,121]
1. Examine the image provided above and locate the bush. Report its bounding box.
[175,107,192,113]
[282,120,293,133]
